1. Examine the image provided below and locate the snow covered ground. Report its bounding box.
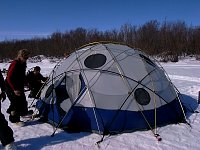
[1,57,200,150]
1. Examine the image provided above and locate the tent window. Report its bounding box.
[45,84,54,98]
[134,88,151,105]
[84,54,106,69]
[55,81,69,103]
[139,54,156,67]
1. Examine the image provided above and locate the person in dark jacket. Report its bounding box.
[26,66,47,99]
[0,69,17,149]
[5,49,31,125]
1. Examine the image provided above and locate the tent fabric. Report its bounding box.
[36,42,186,135]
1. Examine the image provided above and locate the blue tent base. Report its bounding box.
[36,99,185,135]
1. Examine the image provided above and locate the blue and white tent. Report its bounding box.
[36,42,186,135]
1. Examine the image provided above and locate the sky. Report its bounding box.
[1,56,200,150]
[0,0,200,42]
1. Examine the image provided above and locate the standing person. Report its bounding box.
[26,66,47,99]
[5,49,32,126]
[0,69,17,150]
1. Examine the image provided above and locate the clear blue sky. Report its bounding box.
[0,0,199,42]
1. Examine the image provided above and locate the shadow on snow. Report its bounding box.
[15,131,91,150]
[180,93,199,118]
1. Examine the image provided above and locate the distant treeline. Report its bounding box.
[0,20,200,62]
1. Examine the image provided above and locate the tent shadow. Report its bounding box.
[179,93,199,118]
[15,131,91,150]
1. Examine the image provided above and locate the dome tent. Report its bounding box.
[36,42,186,137]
